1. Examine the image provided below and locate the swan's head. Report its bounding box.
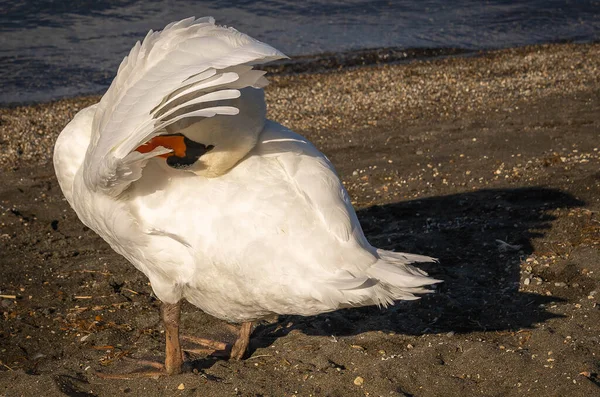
[136,87,266,177]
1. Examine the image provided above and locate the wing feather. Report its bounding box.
[258,124,356,243]
[155,89,241,121]
[84,17,287,196]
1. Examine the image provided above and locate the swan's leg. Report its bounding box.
[95,301,183,379]
[95,313,254,379]
[163,301,184,374]
[230,321,253,360]
[181,335,228,351]
[182,321,253,360]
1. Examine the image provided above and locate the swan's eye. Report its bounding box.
[135,134,214,169]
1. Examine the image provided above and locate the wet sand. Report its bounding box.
[1,43,599,396]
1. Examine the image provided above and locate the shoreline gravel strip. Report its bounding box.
[1,42,599,171]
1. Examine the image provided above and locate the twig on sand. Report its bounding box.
[246,354,272,361]
[0,361,14,371]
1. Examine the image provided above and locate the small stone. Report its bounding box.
[177,383,185,390]
[1,300,14,308]
[554,282,567,287]
[406,344,414,349]
[524,278,531,285]
[353,376,364,386]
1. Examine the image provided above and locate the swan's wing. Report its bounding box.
[280,154,356,242]
[257,122,359,244]
[84,17,286,196]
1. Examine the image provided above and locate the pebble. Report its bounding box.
[353,376,364,386]
[1,299,14,308]
[177,383,185,390]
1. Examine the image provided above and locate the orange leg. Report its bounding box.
[95,304,253,379]
[162,301,183,374]
[183,321,253,360]
[230,322,253,360]
[96,301,183,379]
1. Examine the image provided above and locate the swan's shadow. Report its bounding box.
[247,186,582,351]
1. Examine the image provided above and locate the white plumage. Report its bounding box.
[54,17,440,372]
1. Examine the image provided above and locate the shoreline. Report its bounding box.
[1,41,599,172]
[1,45,476,107]
[2,40,598,108]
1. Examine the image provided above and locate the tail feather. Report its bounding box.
[367,261,441,288]
[313,249,442,311]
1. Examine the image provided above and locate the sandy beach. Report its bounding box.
[1,43,599,396]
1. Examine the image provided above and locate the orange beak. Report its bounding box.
[135,135,187,158]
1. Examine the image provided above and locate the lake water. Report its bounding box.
[1,0,599,104]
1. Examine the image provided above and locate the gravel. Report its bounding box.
[1,43,599,171]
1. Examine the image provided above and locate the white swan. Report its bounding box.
[53,17,441,377]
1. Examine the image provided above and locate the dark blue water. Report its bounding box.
[1,0,599,104]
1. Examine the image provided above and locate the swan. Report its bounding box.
[53,17,441,378]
